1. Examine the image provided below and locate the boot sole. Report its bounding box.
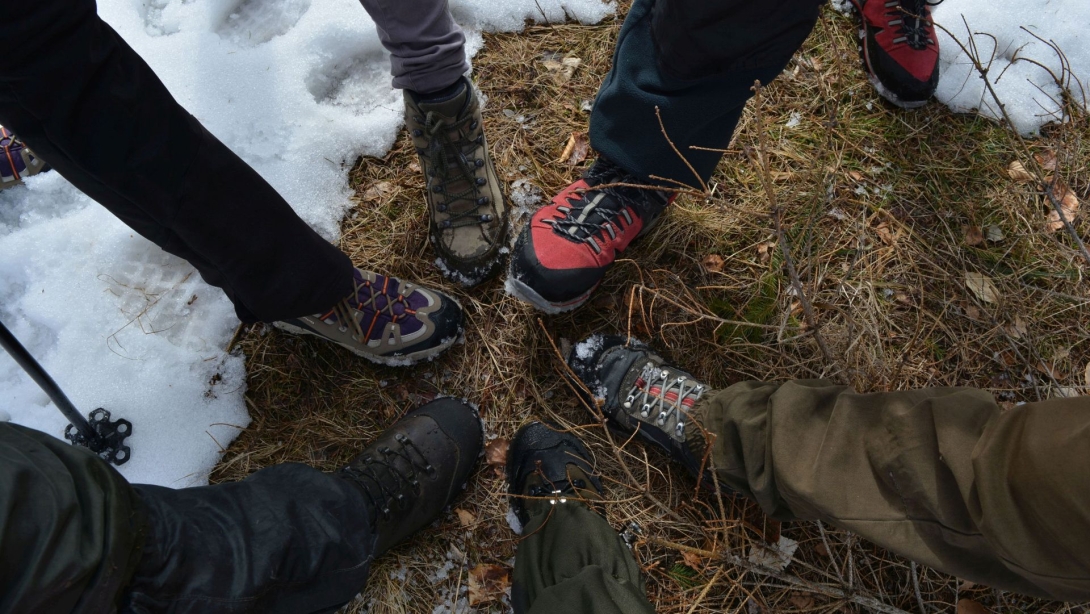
[504,274,598,314]
[433,221,511,288]
[272,317,463,367]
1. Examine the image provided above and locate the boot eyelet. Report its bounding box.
[412,129,422,137]
[470,121,478,130]
[475,159,484,168]
[338,326,348,333]
[432,186,443,193]
[437,204,447,212]
[479,214,493,222]
[440,220,452,228]
[477,197,489,205]
[476,177,486,186]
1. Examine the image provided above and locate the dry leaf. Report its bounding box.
[1007,160,1034,183]
[813,542,829,558]
[964,225,985,246]
[957,598,991,614]
[1034,149,1058,171]
[1005,315,1027,339]
[965,304,982,320]
[468,564,511,606]
[484,438,509,478]
[985,225,1005,242]
[747,536,798,572]
[362,181,394,202]
[789,593,815,609]
[702,254,725,273]
[847,170,864,182]
[455,508,476,526]
[542,55,581,82]
[681,551,703,569]
[408,161,421,174]
[559,132,590,166]
[757,241,777,263]
[965,272,999,304]
[1046,180,1080,233]
[874,222,896,245]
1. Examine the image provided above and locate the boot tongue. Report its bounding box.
[415,84,470,120]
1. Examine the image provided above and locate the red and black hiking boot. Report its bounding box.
[506,158,672,313]
[851,0,942,108]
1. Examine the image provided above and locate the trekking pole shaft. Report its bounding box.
[0,319,100,443]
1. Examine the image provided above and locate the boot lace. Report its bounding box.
[545,160,661,254]
[417,111,494,229]
[623,363,706,440]
[886,0,942,50]
[320,273,416,342]
[341,433,437,518]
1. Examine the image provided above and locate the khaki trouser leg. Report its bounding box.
[512,502,655,614]
[702,380,1090,601]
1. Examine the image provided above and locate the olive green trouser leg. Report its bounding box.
[703,380,1090,601]
[512,502,656,614]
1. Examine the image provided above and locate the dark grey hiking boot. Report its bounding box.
[338,398,483,556]
[567,335,714,483]
[507,421,603,525]
[274,267,463,366]
[405,77,508,287]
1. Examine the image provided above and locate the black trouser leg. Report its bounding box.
[0,0,353,323]
[590,0,825,187]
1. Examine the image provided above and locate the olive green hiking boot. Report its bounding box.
[567,335,718,486]
[507,421,604,525]
[337,398,484,557]
[405,77,508,287]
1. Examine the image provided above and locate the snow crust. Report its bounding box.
[0,0,613,487]
[933,0,1090,134]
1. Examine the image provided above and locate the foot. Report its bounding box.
[0,126,49,189]
[507,157,672,313]
[567,335,712,480]
[405,77,509,287]
[851,0,942,108]
[507,421,603,525]
[338,398,483,556]
[274,268,463,366]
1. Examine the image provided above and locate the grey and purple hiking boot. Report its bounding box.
[0,126,48,189]
[405,77,508,287]
[274,268,463,366]
[567,335,713,482]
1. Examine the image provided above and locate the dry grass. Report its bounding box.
[211,4,1090,613]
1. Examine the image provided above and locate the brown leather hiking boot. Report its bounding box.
[405,78,508,287]
[338,397,484,556]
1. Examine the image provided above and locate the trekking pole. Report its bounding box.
[0,318,132,465]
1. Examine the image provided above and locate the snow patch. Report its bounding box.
[506,507,524,534]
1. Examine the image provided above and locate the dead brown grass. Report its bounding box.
[211,4,1090,613]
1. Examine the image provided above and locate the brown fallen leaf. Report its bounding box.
[1046,180,1080,233]
[874,221,896,245]
[965,304,982,320]
[1034,148,1058,172]
[965,272,999,304]
[985,225,1005,242]
[484,438,509,478]
[455,508,476,527]
[847,170,864,182]
[703,254,725,273]
[468,563,511,606]
[408,161,421,174]
[757,241,777,264]
[559,132,590,166]
[1005,315,1027,339]
[964,225,985,246]
[1007,160,1034,183]
[681,551,703,570]
[789,593,815,609]
[361,180,394,202]
[957,598,991,614]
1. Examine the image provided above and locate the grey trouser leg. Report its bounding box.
[512,502,655,614]
[704,381,1090,601]
[356,0,469,92]
[0,423,147,614]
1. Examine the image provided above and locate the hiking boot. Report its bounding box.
[567,335,712,481]
[338,397,484,556]
[507,421,603,525]
[851,0,942,108]
[405,77,508,287]
[507,157,672,313]
[0,126,49,189]
[274,267,463,366]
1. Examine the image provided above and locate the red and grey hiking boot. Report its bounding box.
[274,268,463,366]
[506,158,672,313]
[0,126,49,189]
[851,0,942,108]
[567,335,717,485]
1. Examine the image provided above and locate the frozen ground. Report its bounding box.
[0,0,613,487]
[1,0,1085,487]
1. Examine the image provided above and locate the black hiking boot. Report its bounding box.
[507,421,603,525]
[567,335,714,483]
[338,397,484,556]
